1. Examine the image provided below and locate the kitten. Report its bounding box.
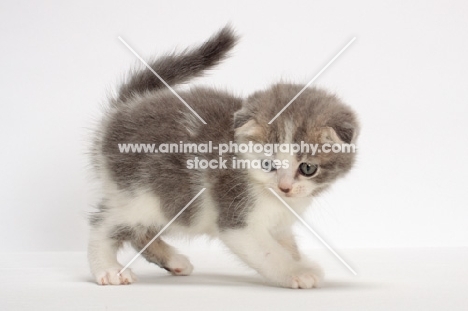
[88,26,359,289]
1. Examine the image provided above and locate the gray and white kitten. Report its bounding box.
[88,26,359,289]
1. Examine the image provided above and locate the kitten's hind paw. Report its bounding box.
[163,254,194,276]
[95,266,136,285]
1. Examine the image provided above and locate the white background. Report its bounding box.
[1,0,467,253]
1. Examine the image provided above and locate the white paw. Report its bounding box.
[280,265,324,289]
[94,266,136,285]
[287,271,322,289]
[164,254,193,276]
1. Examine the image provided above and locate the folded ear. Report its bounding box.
[320,127,342,144]
[233,108,262,139]
[335,121,357,144]
[320,122,357,144]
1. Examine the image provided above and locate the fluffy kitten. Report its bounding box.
[88,26,359,289]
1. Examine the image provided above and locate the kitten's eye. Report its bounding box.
[299,163,318,177]
[261,159,277,172]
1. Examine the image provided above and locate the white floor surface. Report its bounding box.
[1,248,467,310]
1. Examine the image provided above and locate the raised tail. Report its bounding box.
[118,26,238,102]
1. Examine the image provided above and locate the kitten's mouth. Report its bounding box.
[276,190,310,199]
[276,188,293,198]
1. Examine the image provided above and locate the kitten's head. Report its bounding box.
[234,84,359,198]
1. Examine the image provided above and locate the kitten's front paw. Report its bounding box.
[287,271,322,289]
[94,266,136,285]
[163,254,193,276]
[280,265,324,289]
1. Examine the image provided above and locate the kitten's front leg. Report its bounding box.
[273,229,301,261]
[220,228,323,289]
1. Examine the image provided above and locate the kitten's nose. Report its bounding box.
[279,186,291,193]
[277,169,294,194]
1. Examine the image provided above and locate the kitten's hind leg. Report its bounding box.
[131,233,193,276]
[88,225,136,285]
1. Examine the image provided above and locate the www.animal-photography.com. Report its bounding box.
[1,1,467,310]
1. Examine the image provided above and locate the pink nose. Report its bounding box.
[279,186,291,193]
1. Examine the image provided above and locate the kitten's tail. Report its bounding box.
[117,26,238,102]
